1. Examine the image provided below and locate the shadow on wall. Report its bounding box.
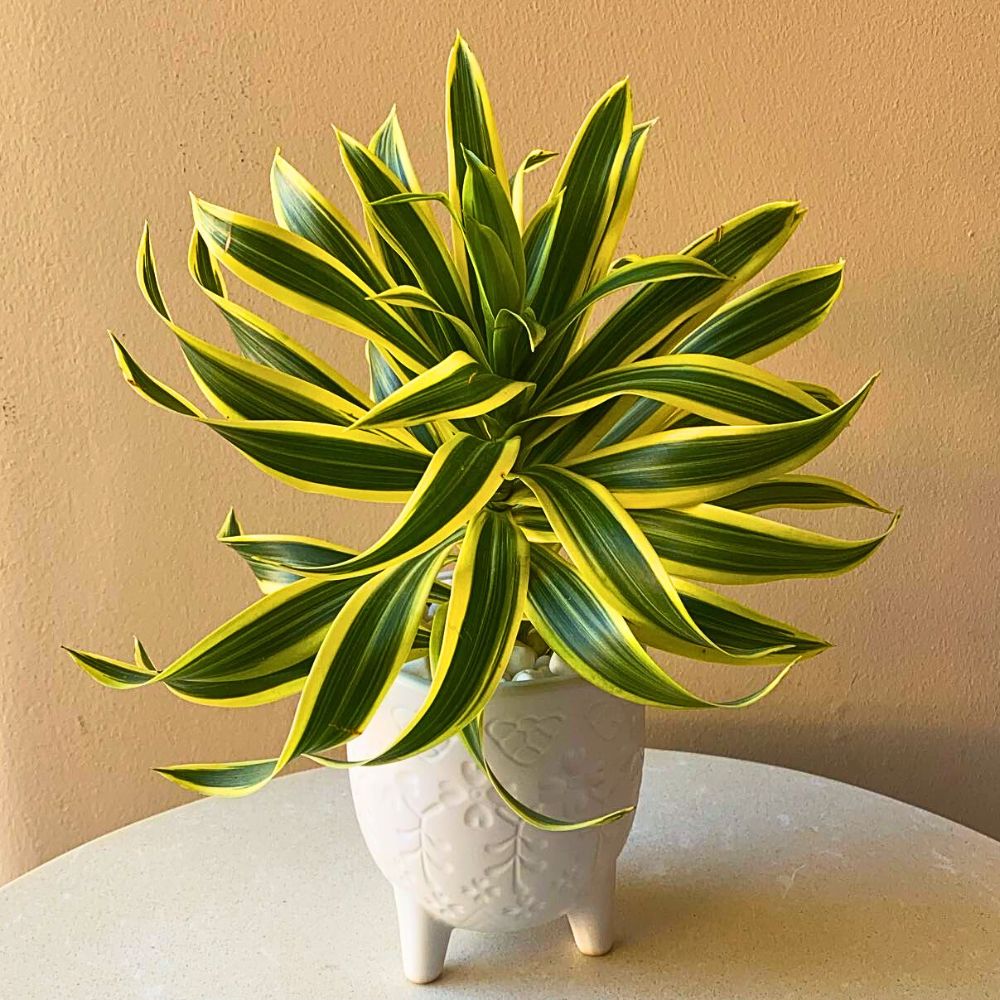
[649,713,999,841]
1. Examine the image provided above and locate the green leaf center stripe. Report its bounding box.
[714,474,890,513]
[353,351,533,430]
[525,545,793,708]
[337,131,474,328]
[153,542,452,798]
[192,198,438,371]
[314,509,530,767]
[275,433,520,578]
[65,573,372,708]
[206,420,430,499]
[670,578,829,658]
[521,466,776,657]
[634,504,897,583]
[672,263,845,363]
[566,377,877,508]
[140,226,372,428]
[458,717,634,831]
[270,152,388,291]
[534,355,825,426]
[188,259,373,408]
[284,546,451,763]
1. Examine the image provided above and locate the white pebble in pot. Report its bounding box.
[503,643,537,680]
[549,653,575,677]
[401,656,431,680]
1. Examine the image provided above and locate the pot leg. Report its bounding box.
[566,861,616,956]
[392,887,453,984]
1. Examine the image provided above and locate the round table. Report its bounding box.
[1,751,997,998]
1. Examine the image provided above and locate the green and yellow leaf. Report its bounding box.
[446,35,509,221]
[154,541,452,795]
[511,148,557,229]
[529,79,633,323]
[532,354,825,427]
[270,152,387,289]
[714,474,890,513]
[277,432,519,578]
[566,377,876,508]
[672,262,844,363]
[526,545,793,706]
[188,230,371,409]
[316,509,529,765]
[68,572,372,707]
[353,351,532,430]
[141,228,367,425]
[192,196,438,371]
[338,130,474,329]
[631,504,898,584]
[520,465,782,657]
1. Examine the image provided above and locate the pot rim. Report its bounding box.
[394,664,593,699]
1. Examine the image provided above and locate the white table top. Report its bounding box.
[1,751,997,999]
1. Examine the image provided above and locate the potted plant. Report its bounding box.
[68,35,895,984]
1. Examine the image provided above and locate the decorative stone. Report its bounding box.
[503,643,537,679]
[549,653,575,677]
[401,656,430,680]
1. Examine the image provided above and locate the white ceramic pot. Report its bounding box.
[347,670,645,983]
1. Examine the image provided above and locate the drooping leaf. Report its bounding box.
[110,336,431,499]
[632,504,898,584]
[315,509,529,766]
[714,474,891,513]
[277,432,519,578]
[526,545,793,706]
[520,465,781,658]
[187,230,371,408]
[353,351,532,430]
[532,354,824,427]
[566,377,876,508]
[67,572,371,707]
[672,262,844,362]
[192,196,438,371]
[153,542,451,795]
[140,228,366,425]
[457,715,634,831]
[636,578,830,663]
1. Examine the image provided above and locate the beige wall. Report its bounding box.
[3,0,998,883]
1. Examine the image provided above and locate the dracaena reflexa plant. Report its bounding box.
[68,36,895,829]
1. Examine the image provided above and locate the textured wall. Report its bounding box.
[2,0,998,883]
